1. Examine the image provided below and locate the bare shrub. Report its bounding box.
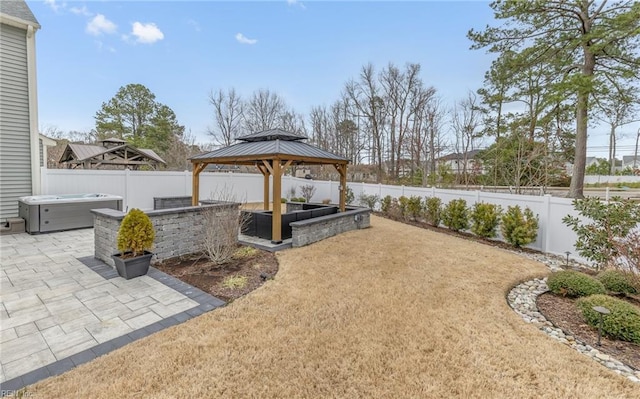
[287,186,297,200]
[201,188,248,266]
[610,230,640,286]
[299,184,317,203]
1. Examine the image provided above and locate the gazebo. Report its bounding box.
[190,129,349,243]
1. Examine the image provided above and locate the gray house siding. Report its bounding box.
[0,23,32,222]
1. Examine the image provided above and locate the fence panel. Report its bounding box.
[42,169,590,260]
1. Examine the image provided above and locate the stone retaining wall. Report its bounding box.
[291,207,371,247]
[153,196,193,210]
[92,202,239,267]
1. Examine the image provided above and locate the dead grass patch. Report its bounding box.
[30,216,638,398]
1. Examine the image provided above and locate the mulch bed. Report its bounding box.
[537,293,640,371]
[155,247,279,303]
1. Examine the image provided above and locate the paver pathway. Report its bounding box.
[0,229,222,390]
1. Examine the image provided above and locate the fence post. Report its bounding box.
[184,170,190,196]
[401,185,405,196]
[378,183,382,199]
[40,167,48,194]
[475,190,480,204]
[124,168,131,211]
[329,180,333,202]
[542,194,551,253]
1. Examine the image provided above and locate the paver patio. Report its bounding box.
[0,229,222,389]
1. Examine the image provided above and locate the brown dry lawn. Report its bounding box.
[31,216,638,398]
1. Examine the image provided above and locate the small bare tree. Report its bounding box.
[201,187,248,266]
[299,184,316,203]
[610,230,640,282]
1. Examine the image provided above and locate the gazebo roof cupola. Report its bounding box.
[237,129,307,142]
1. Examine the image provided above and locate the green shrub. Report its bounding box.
[577,294,640,344]
[470,202,502,238]
[381,195,393,214]
[117,208,155,256]
[442,199,468,231]
[222,275,248,289]
[596,269,638,294]
[398,196,410,220]
[547,270,606,298]
[500,205,538,247]
[358,193,379,210]
[280,198,287,203]
[406,196,423,220]
[562,197,640,269]
[424,197,442,227]
[345,186,355,205]
[290,197,306,203]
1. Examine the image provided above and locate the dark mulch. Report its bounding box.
[155,247,279,303]
[376,212,542,255]
[537,293,640,371]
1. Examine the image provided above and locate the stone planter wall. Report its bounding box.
[291,207,371,247]
[92,202,239,268]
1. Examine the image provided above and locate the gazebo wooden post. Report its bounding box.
[271,160,282,243]
[191,162,206,206]
[335,163,347,212]
[263,172,270,210]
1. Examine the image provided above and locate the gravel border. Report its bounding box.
[507,252,640,384]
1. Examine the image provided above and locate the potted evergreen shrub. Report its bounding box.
[112,208,155,279]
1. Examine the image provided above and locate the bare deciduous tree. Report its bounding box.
[451,91,483,186]
[208,88,243,147]
[243,89,287,133]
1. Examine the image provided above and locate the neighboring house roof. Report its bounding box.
[0,0,40,27]
[59,142,166,169]
[39,134,56,146]
[437,149,481,162]
[585,156,597,165]
[622,155,639,165]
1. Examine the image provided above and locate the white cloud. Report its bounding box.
[44,0,63,12]
[235,33,257,45]
[131,22,165,44]
[287,0,306,9]
[86,14,117,36]
[95,40,117,53]
[70,5,92,17]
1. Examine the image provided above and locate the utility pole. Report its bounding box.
[635,127,640,169]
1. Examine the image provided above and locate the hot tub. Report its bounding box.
[18,194,123,234]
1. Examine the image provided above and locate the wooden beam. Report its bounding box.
[261,159,274,175]
[281,159,293,175]
[257,164,271,211]
[271,160,282,243]
[192,162,206,206]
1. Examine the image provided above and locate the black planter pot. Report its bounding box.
[112,251,153,279]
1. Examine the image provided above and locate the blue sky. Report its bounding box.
[29,0,639,157]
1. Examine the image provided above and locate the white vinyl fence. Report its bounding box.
[42,169,584,260]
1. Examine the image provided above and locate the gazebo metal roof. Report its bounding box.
[190,138,348,165]
[189,128,350,244]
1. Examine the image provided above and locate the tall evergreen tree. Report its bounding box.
[95,83,185,158]
[469,0,640,198]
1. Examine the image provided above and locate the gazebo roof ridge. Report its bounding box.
[237,128,308,142]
